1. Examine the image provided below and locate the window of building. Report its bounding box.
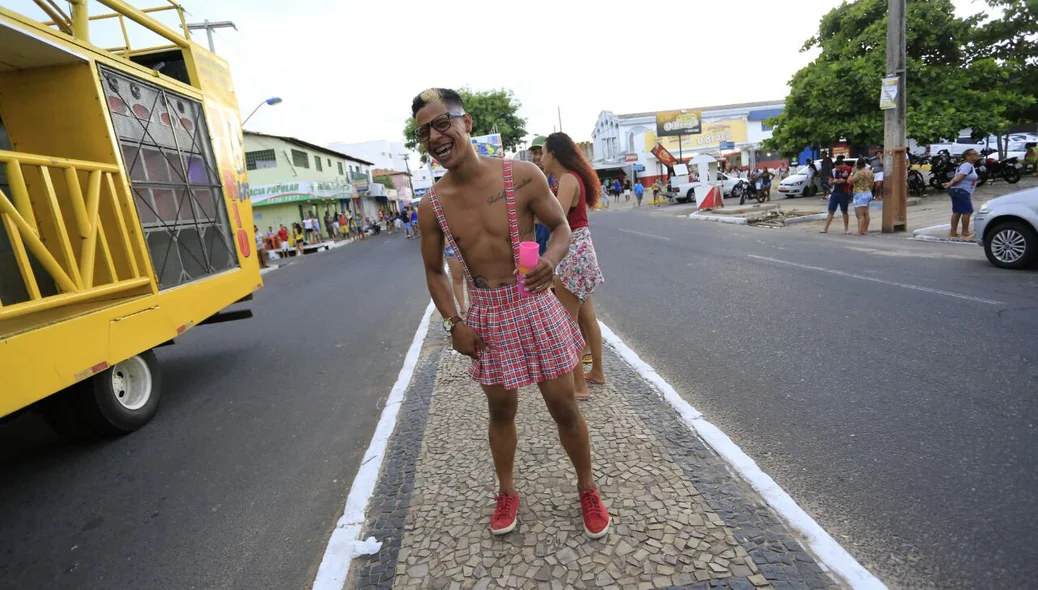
[337,161,344,175]
[315,155,323,171]
[245,149,276,171]
[292,149,309,168]
[327,158,331,166]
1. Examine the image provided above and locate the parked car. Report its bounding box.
[974,188,1038,269]
[778,159,859,197]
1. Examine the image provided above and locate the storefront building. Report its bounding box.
[244,131,374,231]
[590,100,786,185]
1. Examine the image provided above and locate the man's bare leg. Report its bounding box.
[482,384,518,494]
[536,373,595,491]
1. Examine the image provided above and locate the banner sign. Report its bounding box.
[250,180,354,206]
[655,110,702,137]
[879,77,898,110]
[651,143,679,167]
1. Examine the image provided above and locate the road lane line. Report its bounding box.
[312,300,435,590]
[747,254,1004,305]
[616,228,671,241]
[598,321,887,590]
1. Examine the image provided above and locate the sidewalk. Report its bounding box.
[344,331,855,590]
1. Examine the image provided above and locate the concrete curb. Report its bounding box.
[259,265,280,276]
[911,234,977,245]
[912,223,951,237]
[689,212,748,225]
[783,213,829,225]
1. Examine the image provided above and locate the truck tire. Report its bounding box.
[41,351,162,438]
[686,188,695,203]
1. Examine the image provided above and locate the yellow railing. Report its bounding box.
[0,150,154,322]
[36,0,190,57]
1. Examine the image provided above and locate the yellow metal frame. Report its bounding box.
[0,150,155,322]
[0,3,261,419]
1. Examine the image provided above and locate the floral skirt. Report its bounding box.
[556,227,604,302]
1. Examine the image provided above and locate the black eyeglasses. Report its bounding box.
[413,111,464,142]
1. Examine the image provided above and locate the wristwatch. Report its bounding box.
[443,315,463,333]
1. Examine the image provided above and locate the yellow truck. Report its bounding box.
[0,1,262,436]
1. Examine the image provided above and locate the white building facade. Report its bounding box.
[590,100,786,185]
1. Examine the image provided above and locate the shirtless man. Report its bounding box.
[413,88,610,539]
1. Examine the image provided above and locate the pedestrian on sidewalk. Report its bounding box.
[402,207,414,238]
[850,158,875,235]
[634,181,643,206]
[623,180,631,203]
[313,215,322,242]
[821,156,852,234]
[303,214,314,244]
[411,206,420,238]
[411,88,610,539]
[805,159,817,193]
[870,149,885,201]
[601,182,610,209]
[612,178,621,205]
[653,179,663,206]
[542,132,607,397]
[292,223,305,256]
[527,135,552,255]
[254,225,268,268]
[278,224,290,256]
[820,154,834,196]
[943,148,980,239]
[760,167,773,202]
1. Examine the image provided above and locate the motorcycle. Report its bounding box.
[907,153,927,196]
[978,148,1022,184]
[732,178,766,205]
[928,149,958,189]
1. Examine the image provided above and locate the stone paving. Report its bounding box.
[348,332,844,590]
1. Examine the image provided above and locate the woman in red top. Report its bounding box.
[541,132,606,399]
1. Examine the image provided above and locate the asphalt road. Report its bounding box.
[586,205,1038,589]
[2,204,1036,590]
[0,234,428,589]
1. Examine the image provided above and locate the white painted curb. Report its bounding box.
[783,213,828,225]
[259,265,280,276]
[311,301,436,590]
[912,224,951,237]
[689,212,749,225]
[911,234,976,245]
[598,321,888,590]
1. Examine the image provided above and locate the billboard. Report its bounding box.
[645,119,748,154]
[655,110,702,137]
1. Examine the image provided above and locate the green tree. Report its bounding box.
[373,175,395,190]
[969,0,1038,155]
[764,0,1029,155]
[403,88,528,162]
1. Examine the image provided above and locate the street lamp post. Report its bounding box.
[242,97,282,126]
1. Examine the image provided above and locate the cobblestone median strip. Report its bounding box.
[349,335,848,590]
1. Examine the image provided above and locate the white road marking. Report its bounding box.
[598,321,888,590]
[747,254,1004,305]
[616,228,671,241]
[312,301,435,590]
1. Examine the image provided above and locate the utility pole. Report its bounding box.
[186,19,237,53]
[882,0,907,233]
[558,106,563,132]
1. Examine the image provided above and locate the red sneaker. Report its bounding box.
[490,492,519,535]
[579,488,610,539]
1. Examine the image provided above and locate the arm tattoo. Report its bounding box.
[472,275,490,288]
[486,177,533,205]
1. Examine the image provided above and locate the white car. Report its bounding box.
[673,172,745,202]
[974,188,1038,269]
[778,164,820,197]
[778,159,859,198]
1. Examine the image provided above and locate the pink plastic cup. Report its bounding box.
[517,241,539,296]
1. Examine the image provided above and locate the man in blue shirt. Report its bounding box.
[528,135,551,255]
[634,181,644,206]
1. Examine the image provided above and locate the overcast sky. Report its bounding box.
[8,0,990,151]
